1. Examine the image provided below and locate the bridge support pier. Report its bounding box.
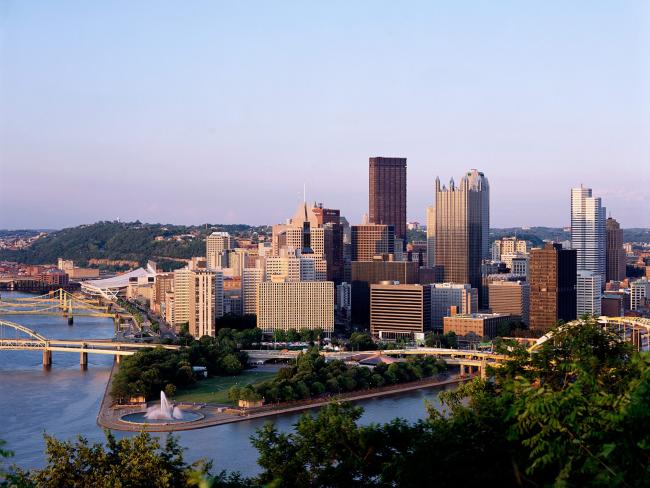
[42,349,52,366]
[480,361,487,379]
[68,316,74,326]
[80,351,88,367]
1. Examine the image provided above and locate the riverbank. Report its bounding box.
[97,369,470,432]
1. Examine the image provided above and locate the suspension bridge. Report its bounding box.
[0,288,117,324]
[0,319,179,366]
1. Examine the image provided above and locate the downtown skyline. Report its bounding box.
[1,1,648,229]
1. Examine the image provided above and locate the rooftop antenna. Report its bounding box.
[303,183,306,203]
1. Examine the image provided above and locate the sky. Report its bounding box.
[0,1,648,229]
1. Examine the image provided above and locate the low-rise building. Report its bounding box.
[443,313,510,339]
[370,282,431,341]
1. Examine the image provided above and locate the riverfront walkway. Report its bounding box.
[97,371,470,433]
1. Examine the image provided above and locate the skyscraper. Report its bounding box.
[576,270,602,317]
[206,232,234,269]
[606,217,626,282]
[434,175,483,296]
[466,169,490,260]
[369,157,407,246]
[529,242,577,331]
[571,186,606,280]
[425,205,435,267]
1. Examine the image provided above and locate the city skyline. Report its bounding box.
[1,1,648,229]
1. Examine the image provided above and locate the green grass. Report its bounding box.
[173,370,277,405]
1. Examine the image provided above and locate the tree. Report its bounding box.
[164,383,177,398]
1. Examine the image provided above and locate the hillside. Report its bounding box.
[0,221,269,270]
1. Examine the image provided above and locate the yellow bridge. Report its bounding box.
[0,319,179,366]
[0,288,117,323]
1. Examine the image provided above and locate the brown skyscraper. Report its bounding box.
[351,224,395,262]
[606,217,626,282]
[529,242,577,331]
[369,157,407,246]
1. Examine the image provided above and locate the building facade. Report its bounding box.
[577,270,602,317]
[529,242,577,331]
[443,313,510,339]
[606,217,626,282]
[370,283,431,340]
[488,280,530,325]
[369,157,407,246]
[571,186,606,280]
[430,283,478,330]
[351,224,395,261]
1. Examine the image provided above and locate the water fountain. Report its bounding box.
[120,390,204,425]
[145,391,184,420]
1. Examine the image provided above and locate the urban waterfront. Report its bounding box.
[0,291,454,476]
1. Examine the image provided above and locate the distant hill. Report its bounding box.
[0,221,269,270]
[491,227,650,246]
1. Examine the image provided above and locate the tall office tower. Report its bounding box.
[206,232,234,269]
[242,267,264,316]
[606,217,626,282]
[172,268,220,338]
[312,204,344,283]
[577,270,602,317]
[370,283,431,341]
[488,280,530,325]
[434,175,483,296]
[631,278,650,311]
[492,237,529,261]
[430,283,479,330]
[351,224,395,261]
[426,205,435,267]
[257,281,334,334]
[571,186,606,280]
[529,242,577,331]
[369,157,407,247]
[466,169,490,260]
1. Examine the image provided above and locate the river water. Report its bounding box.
[0,291,453,476]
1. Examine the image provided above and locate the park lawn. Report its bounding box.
[173,370,277,405]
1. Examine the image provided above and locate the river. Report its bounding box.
[0,291,453,477]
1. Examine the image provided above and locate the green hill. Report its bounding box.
[0,221,269,271]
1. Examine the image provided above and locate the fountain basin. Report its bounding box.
[121,410,204,425]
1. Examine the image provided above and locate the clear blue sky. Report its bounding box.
[1,1,648,229]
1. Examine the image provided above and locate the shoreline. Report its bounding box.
[97,368,469,432]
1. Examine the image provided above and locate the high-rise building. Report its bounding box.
[264,248,326,282]
[606,217,626,282]
[529,242,577,331]
[351,224,395,261]
[466,169,490,260]
[488,280,530,325]
[172,268,222,338]
[426,205,435,267]
[576,270,602,317]
[206,232,234,269]
[370,283,431,340]
[571,186,606,280]
[430,283,478,330]
[242,267,264,316]
[257,280,334,334]
[369,157,407,246]
[434,175,483,296]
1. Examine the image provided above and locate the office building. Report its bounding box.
[631,278,650,311]
[491,237,529,261]
[336,282,352,321]
[488,280,530,325]
[207,232,234,269]
[257,281,334,333]
[466,169,490,260]
[606,217,626,282]
[529,242,577,331]
[434,174,483,297]
[571,186,606,280]
[242,267,264,316]
[430,283,478,330]
[426,205,435,267]
[577,270,602,317]
[351,224,395,261]
[369,157,407,246]
[265,248,326,282]
[601,292,626,317]
[370,283,431,340]
[350,259,419,326]
[443,313,510,339]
